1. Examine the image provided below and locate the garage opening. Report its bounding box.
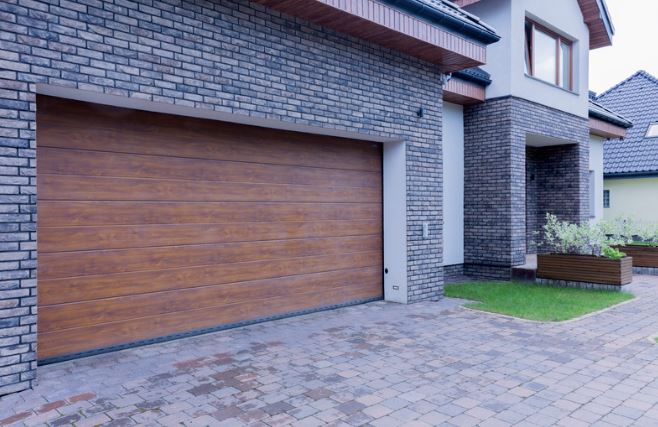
[36,96,384,362]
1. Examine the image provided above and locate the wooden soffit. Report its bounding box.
[443,77,486,105]
[589,117,627,139]
[453,0,613,49]
[253,0,487,73]
[577,0,613,49]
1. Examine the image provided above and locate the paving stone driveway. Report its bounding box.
[3,276,658,427]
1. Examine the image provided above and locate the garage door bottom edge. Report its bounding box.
[38,296,383,366]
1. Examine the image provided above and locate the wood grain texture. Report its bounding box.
[37,96,383,360]
[537,254,633,285]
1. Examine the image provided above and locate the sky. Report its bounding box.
[589,0,658,94]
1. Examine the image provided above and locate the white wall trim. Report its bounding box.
[36,84,409,303]
[383,141,408,303]
[442,102,464,266]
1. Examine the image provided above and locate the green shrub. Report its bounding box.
[602,246,626,260]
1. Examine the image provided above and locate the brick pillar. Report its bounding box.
[463,97,524,279]
[0,85,37,396]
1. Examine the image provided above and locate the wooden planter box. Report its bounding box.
[537,254,633,286]
[617,245,658,268]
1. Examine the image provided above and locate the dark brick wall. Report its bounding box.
[531,144,589,253]
[526,147,540,253]
[463,96,589,279]
[0,0,445,395]
[443,263,464,283]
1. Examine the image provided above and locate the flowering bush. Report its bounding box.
[541,214,626,259]
[601,216,658,247]
[634,222,658,247]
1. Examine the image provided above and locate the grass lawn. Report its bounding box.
[445,281,634,322]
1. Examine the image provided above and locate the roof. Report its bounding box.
[588,99,632,129]
[452,67,491,86]
[381,0,500,44]
[595,71,658,176]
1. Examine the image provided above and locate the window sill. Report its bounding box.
[524,74,579,96]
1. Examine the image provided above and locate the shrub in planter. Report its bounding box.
[537,214,633,286]
[609,219,658,268]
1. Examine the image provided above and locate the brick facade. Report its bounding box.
[463,96,589,279]
[0,0,445,395]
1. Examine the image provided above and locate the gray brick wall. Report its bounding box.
[463,96,588,279]
[0,0,445,395]
[443,263,464,283]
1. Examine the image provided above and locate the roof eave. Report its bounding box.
[253,0,497,73]
[380,0,500,44]
[588,110,632,129]
[578,0,614,49]
[604,171,658,179]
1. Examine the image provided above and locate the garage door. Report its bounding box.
[36,96,383,361]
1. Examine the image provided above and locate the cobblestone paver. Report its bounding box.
[2,276,658,426]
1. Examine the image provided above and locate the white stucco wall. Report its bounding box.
[442,102,465,266]
[589,136,604,222]
[604,177,658,223]
[463,0,589,118]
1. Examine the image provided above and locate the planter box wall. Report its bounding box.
[617,245,658,268]
[537,254,633,286]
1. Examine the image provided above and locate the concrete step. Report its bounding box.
[511,267,536,282]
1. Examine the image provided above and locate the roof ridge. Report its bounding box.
[597,70,658,100]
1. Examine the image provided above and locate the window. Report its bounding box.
[589,171,595,218]
[524,19,573,90]
[603,190,610,208]
[647,123,658,138]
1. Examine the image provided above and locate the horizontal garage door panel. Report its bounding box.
[39,201,381,227]
[37,96,383,361]
[40,235,382,279]
[39,101,382,172]
[39,147,382,188]
[39,174,382,203]
[39,220,382,252]
[39,251,383,306]
[40,267,382,332]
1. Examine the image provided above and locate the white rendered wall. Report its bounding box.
[604,177,658,223]
[589,136,604,222]
[463,0,590,118]
[383,141,408,303]
[442,103,465,266]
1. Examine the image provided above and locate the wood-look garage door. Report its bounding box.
[36,96,383,361]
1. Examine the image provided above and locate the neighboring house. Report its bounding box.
[588,96,633,222]
[0,0,615,395]
[595,71,658,222]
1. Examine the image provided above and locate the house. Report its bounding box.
[594,71,658,222]
[0,0,615,395]
[440,0,616,277]
[587,96,633,222]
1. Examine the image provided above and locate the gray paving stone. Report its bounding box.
[2,277,658,426]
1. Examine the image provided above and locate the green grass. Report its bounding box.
[445,281,633,322]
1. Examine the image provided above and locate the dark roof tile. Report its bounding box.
[596,71,658,175]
